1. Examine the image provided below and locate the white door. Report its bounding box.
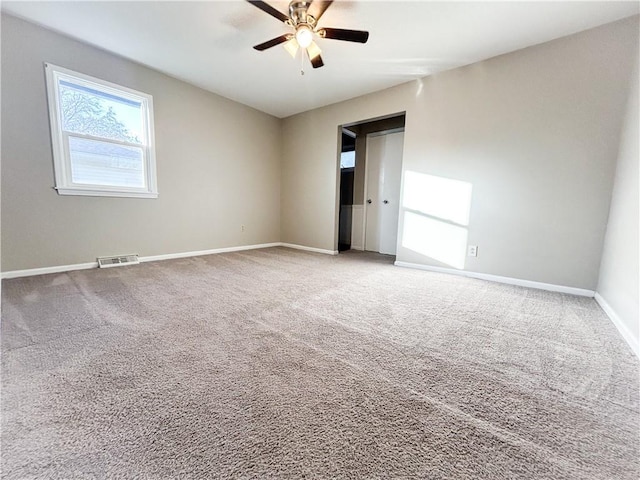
[364,131,404,255]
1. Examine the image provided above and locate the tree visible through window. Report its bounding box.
[45,63,157,198]
[60,82,141,143]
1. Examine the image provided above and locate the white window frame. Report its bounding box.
[45,63,158,198]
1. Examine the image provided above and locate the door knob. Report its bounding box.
[367,199,372,204]
[383,200,389,204]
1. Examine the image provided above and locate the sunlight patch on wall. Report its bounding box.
[403,213,469,269]
[402,171,473,269]
[403,172,472,225]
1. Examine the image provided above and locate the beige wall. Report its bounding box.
[1,14,281,271]
[281,16,639,289]
[597,52,639,353]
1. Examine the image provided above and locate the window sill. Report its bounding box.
[55,187,158,199]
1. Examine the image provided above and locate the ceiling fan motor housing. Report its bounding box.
[289,1,315,27]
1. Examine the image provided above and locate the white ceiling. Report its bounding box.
[3,1,638,118]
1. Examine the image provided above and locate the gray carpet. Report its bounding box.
[1,247,638,479]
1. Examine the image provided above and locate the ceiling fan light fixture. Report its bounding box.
[295,25,313,48]
[283,38,299,58]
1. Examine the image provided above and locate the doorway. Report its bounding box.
[336,113,406,255]
[338,130,356,252]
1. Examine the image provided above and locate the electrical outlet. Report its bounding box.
[241,225,245,232]
[468,245,478,257]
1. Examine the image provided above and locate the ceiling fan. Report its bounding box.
[247,0,369,69]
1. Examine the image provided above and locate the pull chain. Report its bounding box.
[300,50,305,76]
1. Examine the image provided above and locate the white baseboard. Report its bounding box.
[0,242,341,279]
[350,245,364,251]
[1,243,281,279]
[1,262,99,279]
[394,261,595,297]
[594,293,640,358]
[280,243,338,256]
[140,243,281,263]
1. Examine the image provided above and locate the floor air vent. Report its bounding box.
[97,254,140,268]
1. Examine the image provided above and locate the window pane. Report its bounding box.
[68,136,145,188]
[59,80,143,144]
[341,150,355,169]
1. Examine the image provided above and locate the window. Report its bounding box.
[45,63,158,198]
[340,150,355,169]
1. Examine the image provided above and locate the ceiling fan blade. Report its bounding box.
[246,0,289,23]
[309,52,324,69]
[306,40,321,60]
[319,28,369,43]
[308,0,333,22]
[253,35,291,51]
